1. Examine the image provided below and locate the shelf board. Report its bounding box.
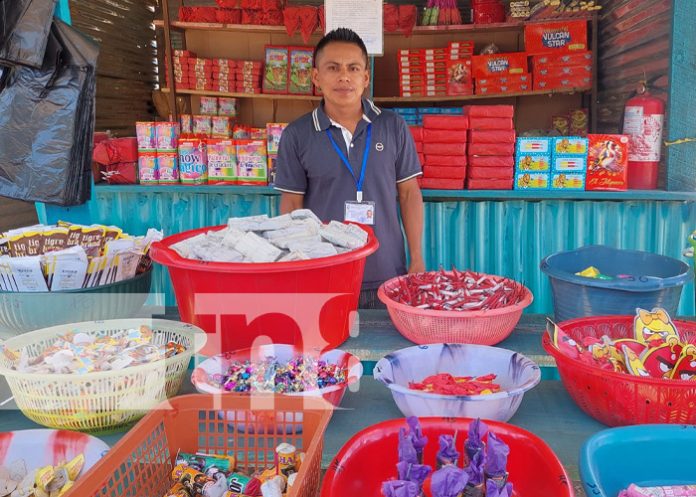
[154,16,593,35]
[374,88,591,103]
[161,87,321,101]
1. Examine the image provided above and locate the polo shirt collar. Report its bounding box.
[312,97,381,132]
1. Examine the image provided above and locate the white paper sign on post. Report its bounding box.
[324,0,384,56]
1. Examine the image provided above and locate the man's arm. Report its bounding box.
[397,178,425,274]
[279,192,304,214]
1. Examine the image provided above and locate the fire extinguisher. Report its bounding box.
[622,80,665,190]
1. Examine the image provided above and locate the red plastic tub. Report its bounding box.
[150,223,378,355]
[321,418,574,497]
[543,316,696,426]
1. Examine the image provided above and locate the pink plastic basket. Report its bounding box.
[377,273,533,345]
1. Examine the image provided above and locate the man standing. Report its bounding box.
[274,28,424,308]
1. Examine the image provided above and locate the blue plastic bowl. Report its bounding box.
[541,245,693,322]
[580,424,696,497]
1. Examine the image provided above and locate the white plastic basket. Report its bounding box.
[0,318,206,433]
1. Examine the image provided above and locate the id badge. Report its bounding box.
[344,201,376,225]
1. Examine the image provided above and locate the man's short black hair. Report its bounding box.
[314,28,369,67]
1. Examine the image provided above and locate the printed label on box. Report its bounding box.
[553,156,587,172]
[516,137,552,154]
[288,47,313,95]
[515,172,550,190]
[553,136,588,156]
[586,134,629,191]
[516,154,551,172]
[551,172,585,190]
[263,46,288,94]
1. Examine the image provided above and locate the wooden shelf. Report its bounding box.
[154,16,593,35]
[161,87,590,103]
[374,88,592,103]
[161,87,321,101]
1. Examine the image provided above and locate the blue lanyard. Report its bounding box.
[326,123,371,202]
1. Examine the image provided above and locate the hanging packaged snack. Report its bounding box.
[263,45,289,94]
[586,134,629,191]
[288,46,313,95]
[236,139,268,185]
[179,138,209,185]
[207,138,237,185]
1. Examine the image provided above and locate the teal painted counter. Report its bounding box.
[38,185,696,314]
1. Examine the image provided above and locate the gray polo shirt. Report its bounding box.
[275,98,422,289]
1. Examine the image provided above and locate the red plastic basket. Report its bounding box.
[377,273,533,345]
[321,417,574,497]
[150,223,378,355]
[543,316,696,426]
[66,394,333,497]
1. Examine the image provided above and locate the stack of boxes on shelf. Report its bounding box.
[262,45,316,95]
[466,105,515,190]
[166,50,263,93]
[135,122,180,185]
[472,51,530,96]
[514,135,589,191]
[419,115,469,190]
[526,20,592,92]
[180,96,238,138]
[394,107,464,126]
[398,42,474,98]
[409,126,424,171]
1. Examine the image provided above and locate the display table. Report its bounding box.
[0,311,612,496]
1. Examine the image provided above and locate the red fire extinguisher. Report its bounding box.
[622,80,665,190]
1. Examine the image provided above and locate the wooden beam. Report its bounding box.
[161,0,178,121]
[666,0,696,190]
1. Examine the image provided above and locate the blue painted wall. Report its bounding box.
[78,187,696,316]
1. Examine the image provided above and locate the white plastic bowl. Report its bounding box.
[373,343,540,422]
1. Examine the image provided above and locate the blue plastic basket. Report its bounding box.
[540,245,693,322]
[580,424,696,497]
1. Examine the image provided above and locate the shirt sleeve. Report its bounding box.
[394,115,423,183]
[274,125,308,194]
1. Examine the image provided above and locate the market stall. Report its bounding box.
[1,1,696,497]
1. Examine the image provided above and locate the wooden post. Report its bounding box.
[161,0,178,121]
[590,13,598,133]
[666,0,696,191]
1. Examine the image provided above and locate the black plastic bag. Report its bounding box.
[0,0,57,68]
[0,19,99,206]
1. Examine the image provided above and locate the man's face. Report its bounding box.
[312,42,369,108]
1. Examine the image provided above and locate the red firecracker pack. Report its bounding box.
[468,143,515,156]
[524,20,588,55]
[534,75,592,91]
[409,126,423,142]
[468,155,514,168]
[476,74,531,86]
[425,155,468,167]
[468,129,516,144]
[423,129,468,143]
[468,117,514,130]
[476,82,532,95]
[423,165,467,179]
[468,166,514,180]
[423,143,468,156]
[463,105,514,118]
[446,59,473,96]
[422,115,469,130]
[533,51,593,67]
[415,141,423,153]
[466,178,513,190]
[471,53,528,79]
[448,41,475,59]
[534,64,592,79]
[586,134,629,191]
[419,178,465,190]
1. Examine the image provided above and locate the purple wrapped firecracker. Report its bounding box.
[436,434,460,469]
[486,480,513,497]
[397,461,432,487]
[399,427,419,465]
[431,465,469,497]
[462,451,485,497]
[407,416,428,463]
[464,418,488,462]
[382,480,420,497]
[484,432,510,489]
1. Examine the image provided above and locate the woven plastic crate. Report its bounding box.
[541,245,693,322]
[66,394,333,497]
[0,319,205,433]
